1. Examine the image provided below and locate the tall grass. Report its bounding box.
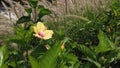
[46,0,112,43]
[46,0,112,27]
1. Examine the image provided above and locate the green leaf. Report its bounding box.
[17,16,30,24]
[29,56,39,68]
[7,28,27,47]
[0,49,3,67]
[29,0,38,8]
[0,46,9,68]
[39,42,62,68]
[103,50,117,64]
[95,30,115,54]
[86,57,101,68]
[0,50,3,67]
[38,5,51,19]
[66,53,78,62]
[25,8,32,15]
[80,62,92,68]
[77,44,96,60]
[115,47,120,59]
[8,61,16,67]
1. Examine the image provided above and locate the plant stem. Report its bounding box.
[34,7,37,23]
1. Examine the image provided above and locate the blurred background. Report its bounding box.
[0,0,112,45]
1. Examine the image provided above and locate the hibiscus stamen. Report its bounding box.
[38,32,45,37]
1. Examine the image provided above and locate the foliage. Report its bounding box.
[17,0,51,24]
[0,46,9,68]
[0,0,120,68]
[75,30,120,68]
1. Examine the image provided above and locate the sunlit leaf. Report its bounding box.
[29,56,39,68]
[39,42,62,68]
[0,45,9,68]
[0,49,3,67]
[95,30,115,54]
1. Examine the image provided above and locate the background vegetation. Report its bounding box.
[0,0,120,68]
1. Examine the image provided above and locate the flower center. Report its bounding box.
[38,32,45,37]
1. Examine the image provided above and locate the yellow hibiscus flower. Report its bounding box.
[33,22,54,40]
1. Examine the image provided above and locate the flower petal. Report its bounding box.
[37,22,47,32]
[43,30,54,40]
[33,26,38,34]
